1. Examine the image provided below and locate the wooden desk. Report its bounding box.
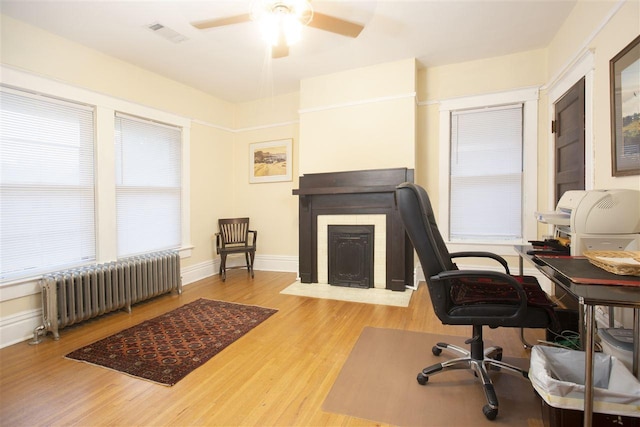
[514,246,640,427]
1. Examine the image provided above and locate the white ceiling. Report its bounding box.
[1,0,582,103]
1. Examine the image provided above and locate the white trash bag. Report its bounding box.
[529,345,640,418]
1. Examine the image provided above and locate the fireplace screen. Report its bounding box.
[328,225,374,288]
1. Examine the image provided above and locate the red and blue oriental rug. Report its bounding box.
[66,298,277,386]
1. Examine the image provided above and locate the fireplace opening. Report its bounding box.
[328,225,374,289]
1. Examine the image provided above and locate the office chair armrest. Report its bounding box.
[432,269,528,322]
[248,230,257,247]
[449,251,510,274]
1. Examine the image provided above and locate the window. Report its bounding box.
[114,113,182,257]
[0,66,191,288]
[450,104,523,241]
[0,87,95,281]
[438,87,538,254]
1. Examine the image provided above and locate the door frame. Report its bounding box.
[546,50,595,211]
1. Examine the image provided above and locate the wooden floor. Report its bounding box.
[0,271,544,426]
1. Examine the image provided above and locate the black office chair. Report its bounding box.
[395,182,557,420]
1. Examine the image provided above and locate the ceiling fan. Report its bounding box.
[191,0,364,59]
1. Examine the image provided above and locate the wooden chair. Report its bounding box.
[215,217,257,281]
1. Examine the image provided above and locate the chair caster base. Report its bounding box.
[483,404,498,420]
[417,373,429,385]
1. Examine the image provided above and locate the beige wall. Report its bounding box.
[416,48,548,208]
[233,94,301,257]
[189,124,235,265]
[0,16,235,128]
[587,0,639,191]
[418,49,548,102]
[299,58,417,174]
[546,0,621,80]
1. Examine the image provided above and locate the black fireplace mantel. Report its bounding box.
[292,168,414,291]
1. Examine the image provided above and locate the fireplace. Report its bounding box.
[328,225,374,288]
[292,168,414,291]
[317,214,386,288]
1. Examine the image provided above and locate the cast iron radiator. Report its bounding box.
[30,250,182,344]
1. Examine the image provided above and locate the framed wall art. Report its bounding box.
[249,139,292,183]
[610,35,640,176]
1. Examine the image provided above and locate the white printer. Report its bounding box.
[535,189,640,256]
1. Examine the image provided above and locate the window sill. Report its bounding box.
[445,241,524,257]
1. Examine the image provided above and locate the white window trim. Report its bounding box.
[0,65,192,291]
[438,87,539,256]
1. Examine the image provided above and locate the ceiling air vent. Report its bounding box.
[147,22,188,43]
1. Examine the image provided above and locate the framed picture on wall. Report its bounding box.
[610,35,640,176]
[249,139,292,183]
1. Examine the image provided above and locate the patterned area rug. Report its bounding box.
[66,298,277,386]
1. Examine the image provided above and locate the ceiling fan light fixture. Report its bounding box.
[281,14,303,45]
[191,0,362,59]
[252,0,312,47]
[258,13,280,46]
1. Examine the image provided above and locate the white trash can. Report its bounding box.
[599,328,634,373]
[529,346,640,425]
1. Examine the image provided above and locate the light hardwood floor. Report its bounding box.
[0,271,544,426]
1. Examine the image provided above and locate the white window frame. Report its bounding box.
[114,113,183,258]
[0,65,192,290]
[438,87,539,256]
[0,87,97,281]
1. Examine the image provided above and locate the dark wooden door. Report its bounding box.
[553,78,585,204]
[552,78,585,309]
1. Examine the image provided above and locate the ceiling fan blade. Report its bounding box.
[308,12,364,38]
[191,13,252,30]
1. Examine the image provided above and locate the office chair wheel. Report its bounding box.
[417,373,429,385]
[431,346,442,356]
[493,348,503,361]
[489,349,503,372]
[482,405,498,420]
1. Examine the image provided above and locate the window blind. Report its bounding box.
[450,104,523,241]
[0,88,96,281]
[114,113,182,257]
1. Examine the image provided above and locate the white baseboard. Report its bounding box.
[181,259,217,286]
[181,254,298,286]
[253,254,298,272]
[0,308,42,349]
[414,265,424,287]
